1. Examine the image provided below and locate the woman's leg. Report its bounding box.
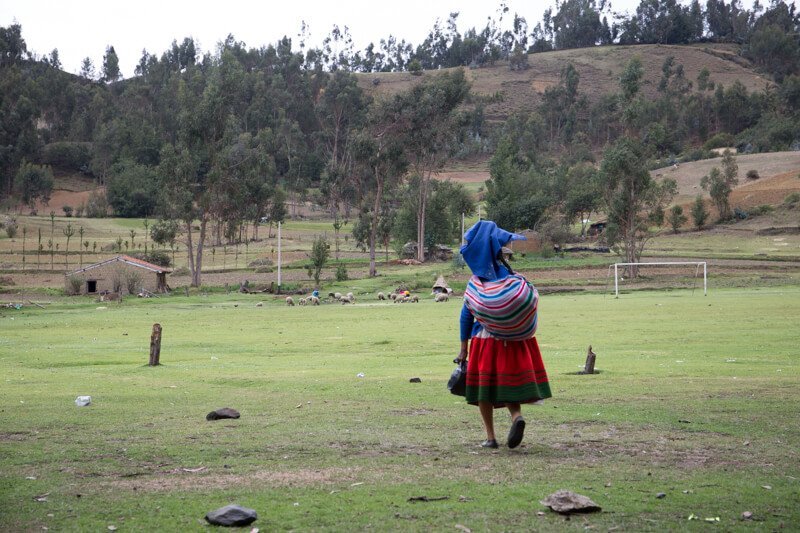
[506,402,526,449]
[478,401,495,441]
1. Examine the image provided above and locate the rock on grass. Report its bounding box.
[205,504,257,526]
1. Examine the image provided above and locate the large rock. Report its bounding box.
[206,408,241,421]
[540,490,601,514]
[205,504,257,526]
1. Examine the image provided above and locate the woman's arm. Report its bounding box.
[458,304,474,361]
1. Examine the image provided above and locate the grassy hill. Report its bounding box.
[358,43,771,126]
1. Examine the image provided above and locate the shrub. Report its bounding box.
[254,266,273,273]
[749,204,774,216]
[40,142,91,171]
[150,219,180,247]
[668,205,687,233]
[131,250,171,267]
[703,132,736,150]
[66,275,83,295]
[62,205,73,217]
[85,190,109,218]
[733,207,749,220]
[248,257,274,268]
[5,222,18,239]
[783,192,800,208]
[172,266,190,276]
[746,169,760,180]
[335,263,349,282]
[124,270,143,295]
[691,196,710,230]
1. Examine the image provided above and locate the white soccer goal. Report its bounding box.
[608,261,707,297]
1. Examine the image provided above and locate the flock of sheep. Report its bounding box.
[285,290,450,306]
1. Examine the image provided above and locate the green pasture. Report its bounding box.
[1,288,798,531]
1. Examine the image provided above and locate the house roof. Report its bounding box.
[66,255,171,276]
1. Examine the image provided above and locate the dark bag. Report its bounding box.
[447,358,467,396]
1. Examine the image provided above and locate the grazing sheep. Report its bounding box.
[434,293,449,302]
[377,292,386,300]
[310,296,320,305]
[389,293,398,300]
[298,297,307,306]
[334,292,342,301]
[410,295,419,303]
[285,296,295,306]
[346,292,354,301]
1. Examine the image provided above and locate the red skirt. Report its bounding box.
[465,334,551,407]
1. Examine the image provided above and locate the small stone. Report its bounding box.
[205,504,257,527]
[206,408,240,421]
[742,511,753,520]
[761,485,772,490]
[656,493,666,499]
[75,396,92,407]
[540,490,601,514]
[409,377,422,383]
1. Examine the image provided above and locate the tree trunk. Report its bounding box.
[369,172,383,278]
[192,217,207,287]
[185,221,195,277]
[416,176,425,262]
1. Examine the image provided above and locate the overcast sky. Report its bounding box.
[0,0,654,78]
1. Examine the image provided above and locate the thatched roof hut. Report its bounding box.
[433,275,452,294]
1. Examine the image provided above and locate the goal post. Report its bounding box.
[609,261,707,297]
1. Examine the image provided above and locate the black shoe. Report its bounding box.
[507,416,526,449]
[480,439,499,449]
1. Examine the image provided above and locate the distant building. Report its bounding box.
[65,255,170,295]
[508,230,543,254]
[587,221,607,237]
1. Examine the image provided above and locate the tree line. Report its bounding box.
[0,25,478,286]
[2,0,800,283]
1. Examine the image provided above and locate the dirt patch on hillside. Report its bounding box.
[653,152,800,203]
[435,170,489,183]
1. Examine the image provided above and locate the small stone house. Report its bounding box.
[65,255,170,295]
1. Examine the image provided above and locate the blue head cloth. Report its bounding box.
[459,220,526,281]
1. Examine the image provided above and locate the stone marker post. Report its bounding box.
[149,323,162,366]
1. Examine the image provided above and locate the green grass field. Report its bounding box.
[1,287,798,531]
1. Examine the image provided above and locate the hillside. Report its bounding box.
[358,43,771,126]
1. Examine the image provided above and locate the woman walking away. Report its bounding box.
[457,220,551,449]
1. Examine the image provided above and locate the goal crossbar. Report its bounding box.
[609,262,707,297]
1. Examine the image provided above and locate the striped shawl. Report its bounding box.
[464,274,538,341]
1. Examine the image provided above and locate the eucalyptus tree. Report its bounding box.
[598,137,677,277]
[350,97,408,277]
[399,69,470,261]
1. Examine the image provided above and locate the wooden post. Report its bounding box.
[583,345,596,374]
[149,323,162,366]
